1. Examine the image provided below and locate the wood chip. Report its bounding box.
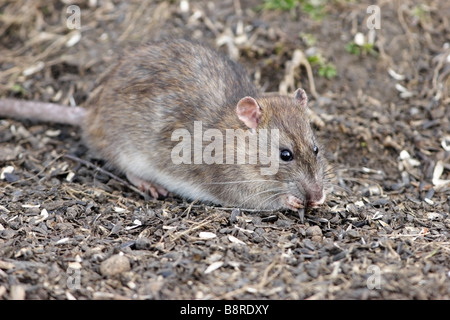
[204,261,224,274]
[228,235,245,245]
[199,232,217,239]
[10,285,26,300]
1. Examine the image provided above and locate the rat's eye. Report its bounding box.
[313,145,319,155]
[280,149,294,162]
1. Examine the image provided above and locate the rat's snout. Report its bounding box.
[305,183,325,207]
[285,181,326,211]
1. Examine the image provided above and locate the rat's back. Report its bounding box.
[129,39,259,109]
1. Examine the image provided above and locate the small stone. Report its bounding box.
[306,225,322,242]
[100,254,131,277]
[306,225,322,236]
[135,237,152,250]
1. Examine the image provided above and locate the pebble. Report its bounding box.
[135,237,152,250]
[100,254,131,277]
[306,225,323,242]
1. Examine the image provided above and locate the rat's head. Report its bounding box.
[235,88,327,211]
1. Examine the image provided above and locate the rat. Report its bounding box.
[0,39,327,214]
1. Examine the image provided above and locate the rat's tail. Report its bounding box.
[0,99,86,126]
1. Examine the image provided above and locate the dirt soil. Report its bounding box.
[0,0,449,300]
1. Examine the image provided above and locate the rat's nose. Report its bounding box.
[305,184,325,207]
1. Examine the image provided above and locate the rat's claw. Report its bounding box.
[149,185,168,199]
[285,195,306,223]
[286,194,303,210]
[147,186,160,199]
[126,173,168,199]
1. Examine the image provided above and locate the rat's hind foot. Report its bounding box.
[126,173,168,199]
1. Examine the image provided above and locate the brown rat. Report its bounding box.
[0,39,327,212]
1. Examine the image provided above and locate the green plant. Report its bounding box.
[307,53,337,79]
[412,4,431,23]
[299,32,317,46]
[11,84,26,95]
[300,1,325,20]
[318,63,337,79]
[261,0,299,10]
[345,41,378,57]
[307,54,320,65]
[261,0,326,20]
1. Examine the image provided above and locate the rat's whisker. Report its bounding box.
[202,179,281,185]
[239,187,286,204]
[257,191,287,210]
[238,187,287,207]
[327,182,351,194]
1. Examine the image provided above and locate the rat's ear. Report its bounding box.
[236,97,262,129]
[293,88,308,108]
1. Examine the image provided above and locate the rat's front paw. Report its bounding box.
[285,194,303,210]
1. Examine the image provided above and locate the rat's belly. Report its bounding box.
[115,152,222,204]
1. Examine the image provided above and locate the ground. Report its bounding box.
[0,0,449,300]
